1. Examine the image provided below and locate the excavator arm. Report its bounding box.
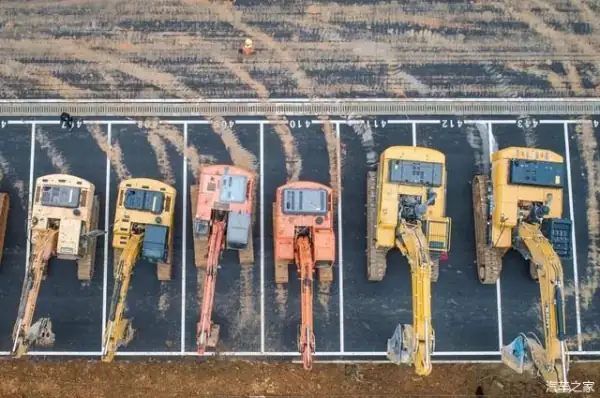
[197,220,225,353]
[12,229,59,357]
[102,232,143,362]
[502,222,568,384]
[295,235,316,370]
[387,220,435,376]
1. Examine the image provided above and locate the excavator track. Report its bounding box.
[273,203,290,284]
[472,175,503,284]
[366,171,388,281]
[239,230,254,266]
[157,226,173,281]
[191,185,209,268]
[318,263,333,283]
[77,196,100,281]
[113,249,123,279]
[431,259,439,283]
[0,192,9,265]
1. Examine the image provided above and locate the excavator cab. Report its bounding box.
[273,181,336,370]
[472,147,571,384]
[191,165,255,353]
[366,146,451,376]
[102,178,176,362]
[12,174,101,357]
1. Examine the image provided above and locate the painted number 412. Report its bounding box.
[441,118,463,128]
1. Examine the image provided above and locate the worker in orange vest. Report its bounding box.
[241,39,254,56]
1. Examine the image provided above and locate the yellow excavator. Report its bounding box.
[367,146,451,376]
[12,174,101,357]
[473,147,571,384]
[102,178,176,362]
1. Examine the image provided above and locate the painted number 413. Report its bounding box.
[517,117,539,129]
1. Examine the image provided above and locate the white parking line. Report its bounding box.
[259,122,266,353]
[2,349,599,357]
[181,123,188,353]
[101,123,112,344]
[24,123,36,277]
[411,122,417,146]
[563,122,583,351]
[388,120,440,124]
[335,122,345,353]
[488,123,504,350]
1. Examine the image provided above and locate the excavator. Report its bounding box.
[273,181,336,370]
[102,178,176,362]
[191,165,255,354]
[12,174,101,357]
[473,146,571,384]
[366,146,451,376]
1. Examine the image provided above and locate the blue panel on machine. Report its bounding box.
[143,224,168,261]
[509,160,564,188]
[388,160,443,187]
[124,189,164,214]
[541,218,572,260]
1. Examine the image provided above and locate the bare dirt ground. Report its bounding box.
[0,359,598,398]
[1,1,600,397]
[0,0,600,99]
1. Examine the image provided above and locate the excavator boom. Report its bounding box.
[197,220,225,353]
[102,233,143,362]
[502,222,568,383]
[387,221,434,376]
[296,235,316,370]
[12,229,58,357]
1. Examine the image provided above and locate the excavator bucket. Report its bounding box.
[501,334,534,374]
[387,324,414,365]
[29,318,55,347]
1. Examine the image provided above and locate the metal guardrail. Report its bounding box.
[0,98,599,116]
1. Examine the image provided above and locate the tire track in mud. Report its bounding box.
[150,126,216,179]
[87,124,131,182]
[35,128,71,175]
[0,152,27,212]
[146,128,176,186]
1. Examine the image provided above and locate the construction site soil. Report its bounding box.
[0,360,599,397]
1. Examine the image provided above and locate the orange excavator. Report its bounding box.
[273,181,336,370]
[191,165,255,353]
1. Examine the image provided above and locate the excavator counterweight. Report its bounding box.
[102,178,176,361]
[191,165,255,353]
[273,181,336,370]
[366,146,451,376]
[473,147,571,384]
[12,174,101,358]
